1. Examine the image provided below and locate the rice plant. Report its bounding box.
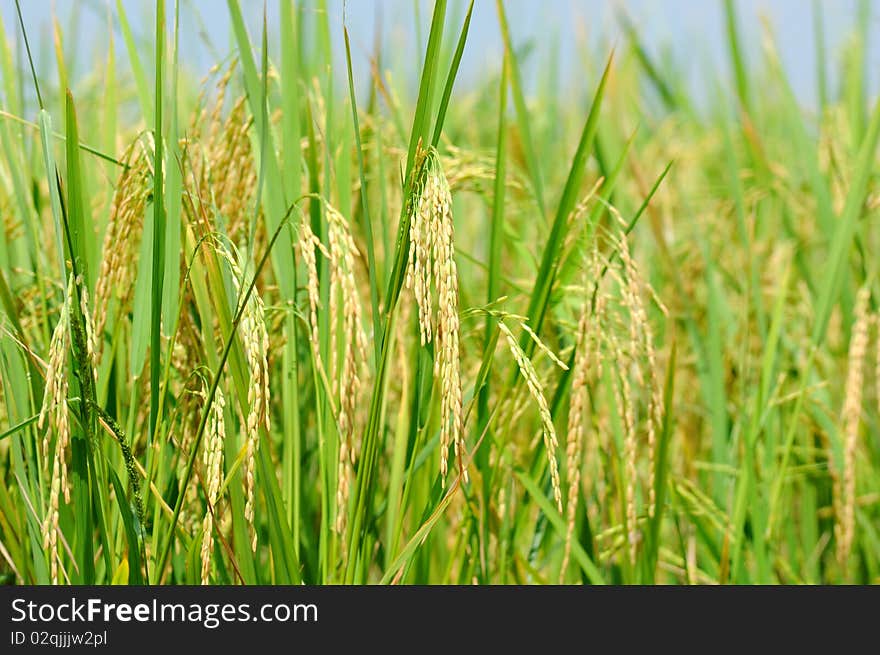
[0,0,878,585]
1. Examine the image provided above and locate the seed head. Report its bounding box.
[297,205,369,537]
[93,136,153,351]
[39,276,75,584]
[201,386,226,584]
[560,269,596,581]
[836,286,871,568]
[405,150,464,484]
[213,243,272,551]
[499,321,562,512]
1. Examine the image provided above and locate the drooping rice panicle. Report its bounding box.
[836,286,870,568]
[216,243,271,551]
[405,148,464,483]
[298,220,323,371]
[39,275,75,584]
[296,202,369,536]
[93,136,153,351]
[499,320,562,512]
[615,225,663,518]
[560,286,592,581]
[201,385,227,584]
[326,205,369,536]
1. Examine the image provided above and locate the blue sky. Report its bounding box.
[1,1,876,111]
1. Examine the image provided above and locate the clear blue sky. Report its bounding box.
[1,1,876,112]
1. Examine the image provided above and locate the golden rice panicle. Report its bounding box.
[405,168,433,346]
[643,321,661,518]
[405,150,464,483]
[207,96,257,243]
[560,287,593,581]
[39,277,75,584]
[615,226,664,518]
[201,386,227,584]
[499,321,563,512]
[431,161,464,484]
[93,136,153,350]
[39,281,71,456]
[325,206,369,535]
[836,285,871,568]
[241,289,269,552]
[613,331,639,565]
[601,251,642,564]
[296,204,369,536]
[216,245,271,551]
[298,220,323,370]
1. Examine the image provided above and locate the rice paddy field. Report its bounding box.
[0,0,879,586]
